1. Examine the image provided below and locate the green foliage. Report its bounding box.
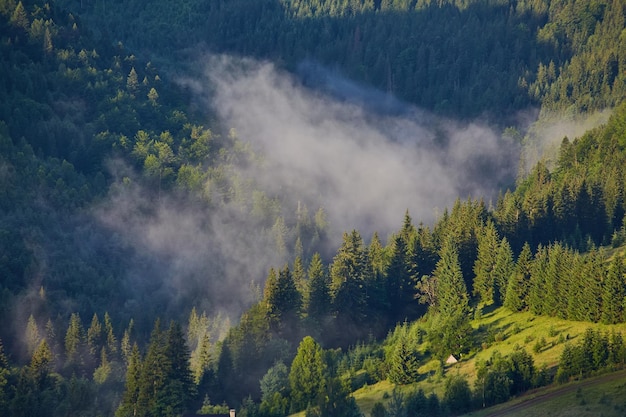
[386,325,420,385]
[443,374,472,415]
[289,336,327,412]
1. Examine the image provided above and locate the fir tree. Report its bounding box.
[492,237,515,305]
[473,220,500,305]
[116,344,142,417]
[386,233,415,323]
[289,336,326,412]
[306,253,331,329]
[603,256,626,324]
[504,242,532,311]
[434,238,469,320]
[387,329,420,385]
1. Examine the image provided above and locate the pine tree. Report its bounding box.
[386,233,415,323]
[602,256,625,324]
[127,67,139,94]
[492,237,515,305]
[330,230,371,340]
[264,265,302,334]
[504,242,532,311]
[473,220,500,305]
[306,253,331,328]
[116,344,142,417]
[136,320,167,417]
[104,312,118,356]
[434,238,469,320]
[25,314,40,357]
[528,245,548,315]
[289,336,326,412]
[387,329,420,385]
[65,312,85,369]
[87,313,103,357]
[30,339,53,390]
[154,321,196,416]
[10,1,28,30]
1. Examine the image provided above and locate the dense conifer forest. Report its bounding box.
[2,0,626,416]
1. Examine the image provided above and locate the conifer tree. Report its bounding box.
[10,1,28,30]
[136,320,167,417]
[116,344,142,417]
[387,328,420,384]
[65,312,85,369]
[504,242,533,312]
[434,238,469,320]
[473,220,500,304]
[25,314,40,357]
[289,336,326,412]
[155,321,196,416]
[528,245,548,315]
[493,237,515,305]
[306,253,331,329]
[386,233,415,323]
[265,265,302,334]
[330,230,371,340]
[30,339,53,390]
[602,256,625,324]
[104,312,118,356]
[87,313,103,357]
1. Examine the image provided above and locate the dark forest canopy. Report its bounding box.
[2,0,626,416]
[54,0,626,120]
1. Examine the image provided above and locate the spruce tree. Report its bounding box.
[504,242,532,312]
[492,237,515,305]
[386,233,415,323]
[434,238,469,320]
[289,336,326,412]
[136,320,167,417]
[602,256,625,324]
[265,265,302,334]
[528,245,548,315]
[473,220,500,305]
[116,344,142,417]
[387,329,420,385]
[306,253,331,329]
[330,230,371,341]
[65,312,85,370]
[87,313,103,357]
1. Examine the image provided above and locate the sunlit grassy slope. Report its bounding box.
[351,305,626,417]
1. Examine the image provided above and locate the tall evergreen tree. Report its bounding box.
[433,238,469,320]
[154,321,196,416]
[116,343,142,417]
[65,312,86,370]
[289,336,326,412]
[265,264,302,335]
[136,320,168,417]
[330,230,371,343]
[306,253,332,334]
[493,237,515,305]
[386,233,416,323]
[504,242,532,312]
[473,220,500,305]
[602,256,626,324]
[387,328,420,385]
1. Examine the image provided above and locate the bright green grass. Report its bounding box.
[350,307,626,416]
[460,370,626,417]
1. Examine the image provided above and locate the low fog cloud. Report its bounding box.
[93,55,521,323]
[205,55,519,239]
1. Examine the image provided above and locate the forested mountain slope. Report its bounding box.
[2,0,626,416]
[55,0,626,120]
